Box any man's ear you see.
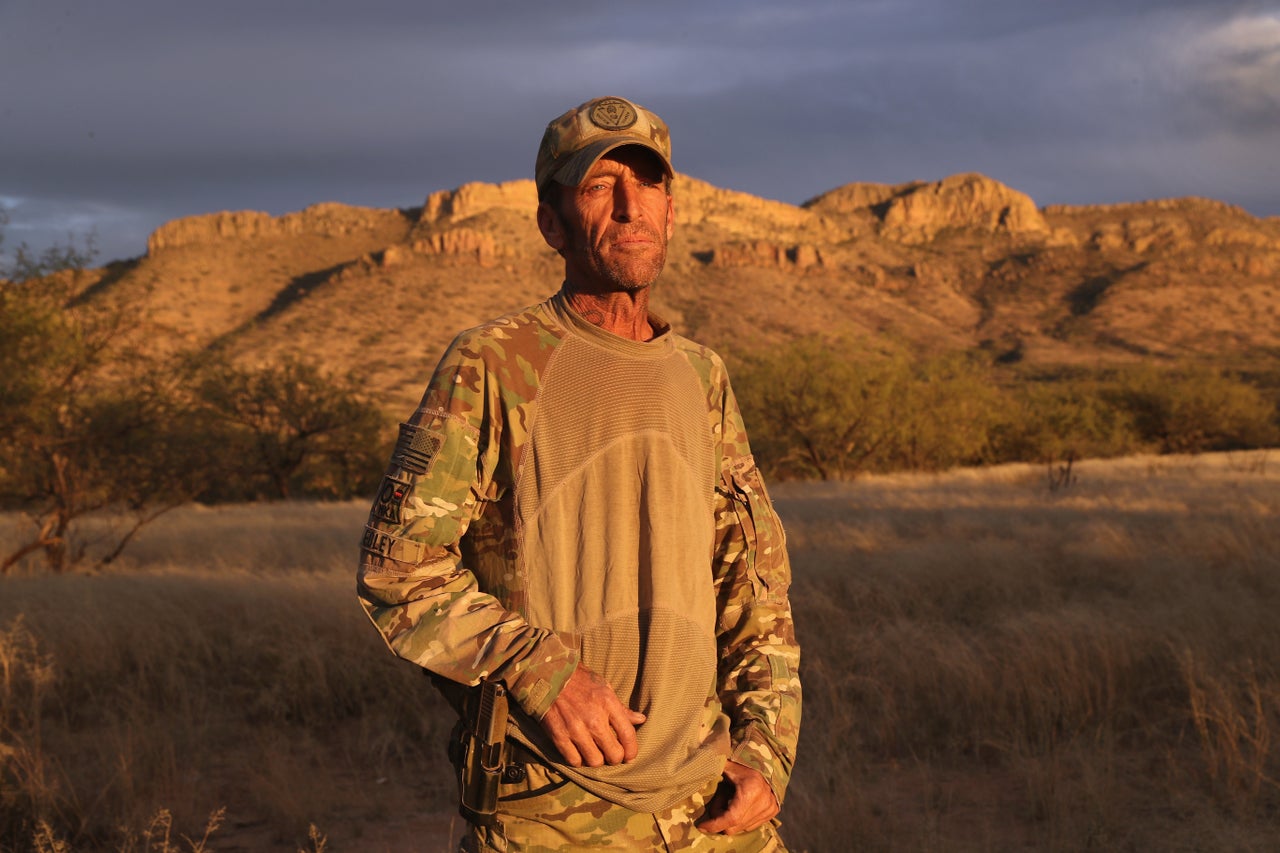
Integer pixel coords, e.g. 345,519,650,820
537,201,567,253
665,193,675,241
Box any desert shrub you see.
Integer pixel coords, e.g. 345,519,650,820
1107,365,1279,454
0,211,98,284
737,342,1280,482
734,338,907,480
989,377,1141,464
989,365,1279,466
194,357,388,501
877,353,1004,472
735,342,1004,479
0,275,207,573
0,273,390,572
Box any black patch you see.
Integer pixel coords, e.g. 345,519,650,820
362,525,400,559
372,475,413,525
393,422,442,476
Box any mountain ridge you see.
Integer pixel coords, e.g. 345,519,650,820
69,171,1280,413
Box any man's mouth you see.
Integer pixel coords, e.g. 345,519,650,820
612,228,657,248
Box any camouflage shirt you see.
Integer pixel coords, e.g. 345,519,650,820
357,290,800,809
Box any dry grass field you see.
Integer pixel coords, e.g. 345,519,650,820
2,451,1279,851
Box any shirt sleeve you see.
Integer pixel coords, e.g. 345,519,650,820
712,374,803,805
356,332,578,719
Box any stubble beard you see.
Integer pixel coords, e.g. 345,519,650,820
567,226,668,293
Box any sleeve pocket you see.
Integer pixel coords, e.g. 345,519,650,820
724,454,790,604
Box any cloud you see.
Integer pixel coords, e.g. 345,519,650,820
0,196,149,266
3,0,1279,265
1181,12,1280,128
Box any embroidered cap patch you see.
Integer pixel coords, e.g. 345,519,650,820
589,97,638,131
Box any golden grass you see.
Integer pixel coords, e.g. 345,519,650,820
2,451,1278,851
0,503,457,851
778,450,1280,851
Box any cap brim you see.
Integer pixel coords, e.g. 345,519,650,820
550,137,674,188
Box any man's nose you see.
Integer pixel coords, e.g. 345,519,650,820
612,181,642,222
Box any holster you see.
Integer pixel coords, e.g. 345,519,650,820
454,679,509,827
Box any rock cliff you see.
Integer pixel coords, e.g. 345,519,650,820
421,181,537,225
105,170,1280,412
146,202,410,253
806,173,1049,243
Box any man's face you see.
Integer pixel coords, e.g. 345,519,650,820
537,147,675,295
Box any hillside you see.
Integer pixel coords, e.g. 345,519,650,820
73,172,1280,413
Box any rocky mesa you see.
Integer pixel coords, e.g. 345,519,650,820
71,171,1280,413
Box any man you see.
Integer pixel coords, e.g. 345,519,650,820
357,96,800,851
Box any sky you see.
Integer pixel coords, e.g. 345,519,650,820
1,0,1278,266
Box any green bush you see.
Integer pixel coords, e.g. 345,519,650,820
734,339,907,480
0,271,391,571
878,353,1004,472
989,378,1140,464
1107,365,1279,454
194,357,388,502
0,274,198,572
735,342,1003,479
735,342,1280,481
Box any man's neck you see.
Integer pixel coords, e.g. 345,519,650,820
564,287,654,342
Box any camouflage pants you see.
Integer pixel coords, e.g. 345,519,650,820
460,762,787,852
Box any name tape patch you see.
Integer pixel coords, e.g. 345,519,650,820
361,525,425,563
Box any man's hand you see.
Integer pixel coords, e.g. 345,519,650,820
695,760,779,835
540,665,646,767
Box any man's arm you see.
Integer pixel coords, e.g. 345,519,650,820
705,374,802,823
357,331,644,764
356,333,578,719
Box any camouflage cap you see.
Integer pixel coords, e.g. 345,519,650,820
535,96,673,191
